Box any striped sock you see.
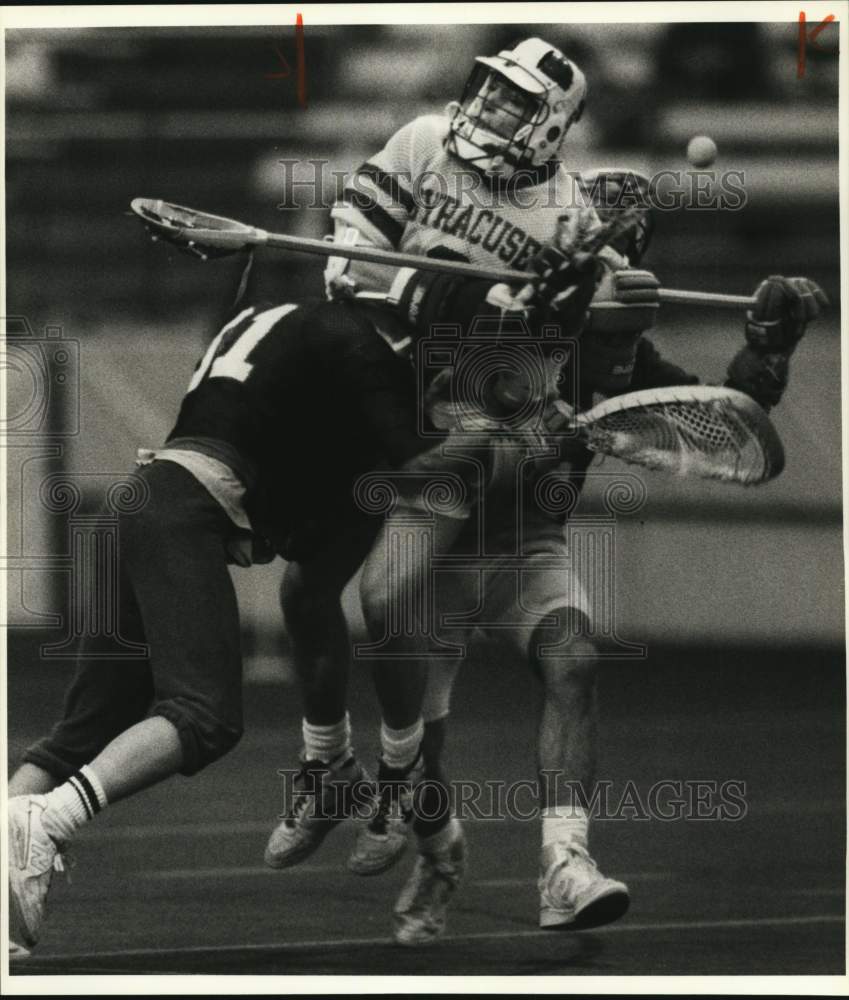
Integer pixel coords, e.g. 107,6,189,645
41,765,108,844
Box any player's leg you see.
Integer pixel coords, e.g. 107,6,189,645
534,617,598,813
265,512,379,869
8,499,161,956
355,511,466,843
47,461,244,799
360,507,467,756
9,460,245,952
283,559,351,727
8,604,153,955
519,558,630,930
415,661,460,841
108,461,245,783
10,537,155,802
356,520,469,944
391,661,467,946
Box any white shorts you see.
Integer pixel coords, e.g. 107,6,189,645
421,514,590,722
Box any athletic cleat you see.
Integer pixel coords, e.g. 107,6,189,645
347,753,423,876
393,818,466,946
265,751,371,869
9,795,67,951
9,941,31,960
538,841,629,930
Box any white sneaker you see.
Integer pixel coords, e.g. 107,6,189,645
347,754,422,876
538,841,629,929
265,751,371,869
9,795,67,951
393,818,466,946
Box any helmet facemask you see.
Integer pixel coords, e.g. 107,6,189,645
448,66,548,176
447,38,587,179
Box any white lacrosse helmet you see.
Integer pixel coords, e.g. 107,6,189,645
446,37,587,177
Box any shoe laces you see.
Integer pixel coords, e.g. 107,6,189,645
549,843,597,893
53,848,75,884
29,838,73,885
285,752,355,828
284,758,328,828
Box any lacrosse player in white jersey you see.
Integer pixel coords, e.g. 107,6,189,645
263,35,827,944
264,35,629,938
357,159,826,941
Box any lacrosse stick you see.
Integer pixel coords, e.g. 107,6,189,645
130,198,756,310
429,384,784,485
570,385,784,484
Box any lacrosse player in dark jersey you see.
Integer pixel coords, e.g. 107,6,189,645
7,297,438,957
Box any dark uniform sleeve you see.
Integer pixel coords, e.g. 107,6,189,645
547,334,701,514
312,302,436,469
345,341,435,468
630,335,780,411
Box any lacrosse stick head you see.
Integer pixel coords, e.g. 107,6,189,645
579,169,654,266
576,385,785,485
130,198,260,259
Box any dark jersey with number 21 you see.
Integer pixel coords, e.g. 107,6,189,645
167,299,427,556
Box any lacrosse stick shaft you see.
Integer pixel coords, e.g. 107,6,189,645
132,199,756,309
655,288,755,309
260,229,529,281
261,231,756,309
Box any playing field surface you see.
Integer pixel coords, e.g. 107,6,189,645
8,638,844,978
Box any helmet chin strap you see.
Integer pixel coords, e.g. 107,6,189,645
453,138,518,177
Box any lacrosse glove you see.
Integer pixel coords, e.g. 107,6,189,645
726,275,828,411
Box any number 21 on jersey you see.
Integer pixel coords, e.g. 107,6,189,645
187,303,299,392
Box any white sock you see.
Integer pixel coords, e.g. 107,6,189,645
380,718,424,771
41,765,108,845
541,804,589,851
302,713,351,764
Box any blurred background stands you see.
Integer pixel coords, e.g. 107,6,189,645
5,22,840,329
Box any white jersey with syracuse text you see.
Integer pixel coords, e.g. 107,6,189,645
325,113,600,299
325,112,603,558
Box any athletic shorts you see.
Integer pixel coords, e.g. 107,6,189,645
420,513,590,723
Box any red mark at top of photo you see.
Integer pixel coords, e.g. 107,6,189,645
797,11,837,79
265,13,306,108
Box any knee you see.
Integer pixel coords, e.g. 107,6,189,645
154,698,243,775
532,614,598,693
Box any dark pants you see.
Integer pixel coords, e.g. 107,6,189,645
24,460,245,778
